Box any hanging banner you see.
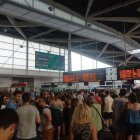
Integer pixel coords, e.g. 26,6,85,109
35,51,65,70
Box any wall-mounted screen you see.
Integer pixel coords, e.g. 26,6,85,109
35,51,65,70
63,68,106,83
118,65,140,80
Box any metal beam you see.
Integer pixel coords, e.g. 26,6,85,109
89,17,140,23
34,38,93,42
85,0,94,18
72,42,97,49
7,16,27,39
126,24,140,35
127,61,140,64
102,54,130,59
130,31,140,35
118,55,133,66
29,29,56,40
89,0,140,17
74,48,125,55
0,20,41,27
129,35,140,39
96,44,108,59
41,0,83,19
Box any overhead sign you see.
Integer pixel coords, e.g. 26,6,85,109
63,68,106,83
35,51,65,71
118,65,140,80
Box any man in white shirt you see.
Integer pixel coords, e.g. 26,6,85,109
103,90,113,130
16,93,40,140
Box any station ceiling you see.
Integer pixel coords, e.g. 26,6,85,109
0,0,140,66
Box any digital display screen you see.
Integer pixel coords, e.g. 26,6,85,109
63,73,96,82
63,69,106,82
118,65,140,80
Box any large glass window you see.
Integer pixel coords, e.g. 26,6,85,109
0,34,111,72
0,35,26,69
71,52,111,71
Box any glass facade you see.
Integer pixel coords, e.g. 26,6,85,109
0,34,110,72
0,35,68,72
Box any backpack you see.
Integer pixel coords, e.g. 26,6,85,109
42,106,61,126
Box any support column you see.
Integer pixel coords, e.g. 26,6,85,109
68,33,72,71
26,40,29,72
59,47,61,82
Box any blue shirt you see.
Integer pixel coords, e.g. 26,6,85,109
125,109,140,124
6,101,17,110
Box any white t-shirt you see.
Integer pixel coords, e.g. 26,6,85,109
104,95,113,113
16,105,39,139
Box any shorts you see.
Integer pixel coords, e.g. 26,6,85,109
103,112,112,119
125,123,140,135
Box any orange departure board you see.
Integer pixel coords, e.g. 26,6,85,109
118,65,140,80
63,68,106,83
63,73,96,82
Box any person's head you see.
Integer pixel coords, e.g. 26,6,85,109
71,103,92,126
0,108,19,140
105,90,110,96
13,90,22,103
119,88,127,97
71,98,79,111
43,92,49,99
22,93,30,103
95,90,99,95
128,93,138,103
64,95,72,107
38,97,48,107
87,95,96,105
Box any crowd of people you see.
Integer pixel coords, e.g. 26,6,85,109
0,88,140,140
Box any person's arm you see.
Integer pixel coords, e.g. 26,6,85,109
44,109,52,129
69,127,74,140
91,124,98,140
112,101,114,111
104,97,107,105
35,108,41,128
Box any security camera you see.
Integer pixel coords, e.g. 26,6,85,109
87,23,92,27
48,6,54,11
20,45,23,48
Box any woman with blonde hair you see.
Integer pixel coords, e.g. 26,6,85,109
69,103,98,140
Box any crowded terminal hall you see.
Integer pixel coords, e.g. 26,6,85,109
0,0,140,140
